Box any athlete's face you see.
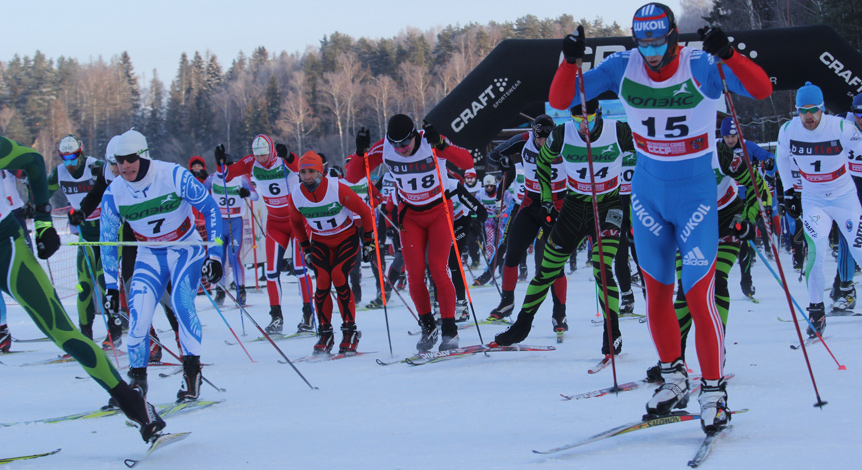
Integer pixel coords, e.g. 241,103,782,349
254,152,269,165
723,135,739,147
393,137,415,157
535,136,548,148
109,163,119,178
854,112,862,132
465,176,476,185
798,104,822,130
117,156,141,181
300,168,321,186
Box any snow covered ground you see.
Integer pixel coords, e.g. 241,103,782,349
1,246,861,469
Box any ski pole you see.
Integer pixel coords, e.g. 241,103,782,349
247,200,260,290
69,240,221,247
748,241,845,370
364,155,393,356
220,286,318,390
200,282,256,363
375,211,420,323
718,62,825,407
575,62,619,391
79,241,121,368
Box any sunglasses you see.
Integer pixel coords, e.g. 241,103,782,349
387,130,415,149
853,111,862,118
797,106,821,115
573,113,597,123
115,153,141,164
633,32,670,48
59,151,80,161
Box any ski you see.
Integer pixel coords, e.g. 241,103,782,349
11,336,50,343
158,367,184,378
248,331,317,343
561,380,647,400
21,349,127,367
408,323,471,336
1,400,222,428
744,294,759,304
0,350,37,355
588,354,624,374
401,344,555,366
591,314,644,325
827,310,862,317
287,351,376,363
0,448,61,464
533,409,747,455
687,425,732,467
790,335,830,350
124,432,191,468
125,400,224,426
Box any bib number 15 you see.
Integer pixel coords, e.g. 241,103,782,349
642,116,689,138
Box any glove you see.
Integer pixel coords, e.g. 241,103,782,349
238,187,251,198
34,219,61,259
784,190,802,219
562,25,586,64
362,233,376,263
498,155,512,170
732,217,756,241
698,27,734,60
356,127,371,157
21,203,35,219
422,121,444,148
762,158,775,172
68,209,87,226
201,257,223,284
540,202,558,227
214,144,228,166
104,289,120,315
300,241,314,267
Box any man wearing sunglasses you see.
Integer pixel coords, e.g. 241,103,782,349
344,115,475,352
777,82,862,341
48,134,124,348
494,99,634,358
99,129,224,404
548,2,772,434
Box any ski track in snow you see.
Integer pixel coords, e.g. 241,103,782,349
1,253,861,468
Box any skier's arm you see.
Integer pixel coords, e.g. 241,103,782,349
99,190,121,290
176,167,224,260
487,133,527,167
340,183,374,233
242,175,259,202
0,137,54,223
78,169,109,217
436,138,474,170
617,121,636,153
287,195,310,245
536,125,566,203
695,51,772,100
549,52,627,111
345,139,385,183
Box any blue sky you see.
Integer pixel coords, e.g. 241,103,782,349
2,0,680,83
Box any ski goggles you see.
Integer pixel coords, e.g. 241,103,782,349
633,32,670,49
387,130,415,149
853,111,862,118
797,105,822,115
572,113,597,124
115,153,142,164
59,151,81,162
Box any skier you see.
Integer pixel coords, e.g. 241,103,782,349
0,134,166,443
344,115,475,351
49,134,123,347
100,129,224,404
484,115,568,330
218,135,314,335
463,168,483,269
204,158,259,306
776,81,862,338
446,171,488,321
493,98,633,356
287,152,373,355
549,3,772,432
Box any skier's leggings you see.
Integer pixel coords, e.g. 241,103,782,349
517,193,621,344
400,201,455,319
0,217,121,390
310,230,359,324
448,216,471,301
220,216,245,287
265,216,311,306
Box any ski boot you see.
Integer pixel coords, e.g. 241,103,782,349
552,304,568,333
493,310,534,346
518,266,528,282
80,323,93,341
488,290,514,320
102,316,123,349
415,313,439,351
366,295,385,310
469,260,480,270
698,377,730,434
602,334,623,356
472,270,492,287
741,281,756,299
109,381,165,443
214,286,226,306
833,282,856,311
645,358,690,416
828,277,841,302
314,324,334,355
297,303,315,333
645,361,663,383
619,290,635,315
0,324,9,352
176,355,202,403
455,299,470,323
339,322,361,355
104,367,149,410
439,318,459,351
237,285,247,306
806,302,826,338
265,305,284,334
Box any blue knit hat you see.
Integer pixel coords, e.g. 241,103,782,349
720,117,737,137
852,93,862,113
795,81,824,109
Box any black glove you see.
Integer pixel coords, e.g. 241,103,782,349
300,241,314,267
540,202,558,227
356,127,371,157
201,257,223,284
422,121,443,148
20,203,34,219
362,233,376,263
214,144,227,166
104,289,119,315
732,217,756,241
34,220,61,259
498,155,512,170
762,158,775,172
562,25,586,64
698,27,734,60
68,209,87,226
784,189,802,219
238,187,251,198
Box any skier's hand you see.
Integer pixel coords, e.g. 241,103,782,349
422,121,447,150
275,142,289,159
562,25,586,64
698,26,734,60
733,218,756,241
540,202,558,227
498,155,512,170
761,158,775,172
21,203,35,219
783,189,801,219
214,144,228,166
104,289,120,315
356,127,371,157
362,232,375,263
238,187,251,198
201,257,223,284
68,209,87,226
34,220,61,259
300,241,314,268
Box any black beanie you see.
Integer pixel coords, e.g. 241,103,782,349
571,98,601,116
387,114,415,142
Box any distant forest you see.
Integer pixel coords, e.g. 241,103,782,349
0,0,857,173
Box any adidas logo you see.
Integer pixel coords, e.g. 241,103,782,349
682,247,710,266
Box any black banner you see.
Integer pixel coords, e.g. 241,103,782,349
426,25,862,154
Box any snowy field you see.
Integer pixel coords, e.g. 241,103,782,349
1,246,861,469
